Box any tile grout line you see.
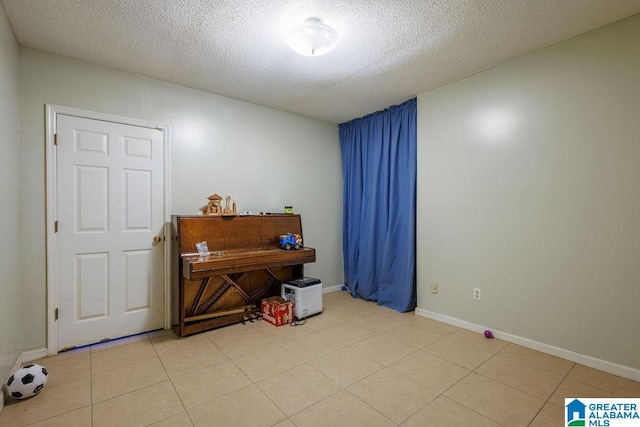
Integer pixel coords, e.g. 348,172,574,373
417,341,510,426
338,305,450,425
254,363,344,425
524,360,576,426
341,387,401,426
150,331,196,426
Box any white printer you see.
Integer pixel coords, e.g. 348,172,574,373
282,277,323,320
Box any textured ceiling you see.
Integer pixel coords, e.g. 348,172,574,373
2,1,640,124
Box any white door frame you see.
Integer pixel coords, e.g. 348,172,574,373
45,104,172,355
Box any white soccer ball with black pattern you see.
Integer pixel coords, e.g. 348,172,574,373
6,364,48,400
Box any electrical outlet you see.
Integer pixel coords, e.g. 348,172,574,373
431,282,438,294
473,288,481,301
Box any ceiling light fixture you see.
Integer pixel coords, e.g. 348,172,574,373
287,18,339,57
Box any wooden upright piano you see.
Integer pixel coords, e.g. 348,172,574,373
172,214,316,337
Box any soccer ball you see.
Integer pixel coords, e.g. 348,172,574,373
6,364,48,400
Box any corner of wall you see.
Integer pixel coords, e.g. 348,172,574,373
0,352,23,414
322,284,345,294
0,2,22,414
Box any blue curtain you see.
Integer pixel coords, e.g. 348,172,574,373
339,98,417,312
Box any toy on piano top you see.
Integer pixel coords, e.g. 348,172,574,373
280,233,302,250
204,193,237,216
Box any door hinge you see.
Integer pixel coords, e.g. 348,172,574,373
55,308,59,321
54,221,58,233
54,133,58,145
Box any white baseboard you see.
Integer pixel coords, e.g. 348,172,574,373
415,308,640,382
323,284,344,294
20,348,48,364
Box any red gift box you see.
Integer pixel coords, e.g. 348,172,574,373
261,297,294,326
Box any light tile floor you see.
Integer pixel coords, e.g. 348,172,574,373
2,291,639,426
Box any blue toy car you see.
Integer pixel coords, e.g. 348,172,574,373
280,233,302,250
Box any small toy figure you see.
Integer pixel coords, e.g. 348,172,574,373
205,193,236,216
205,194,223,215
222,195,237,216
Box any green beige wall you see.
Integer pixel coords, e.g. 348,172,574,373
19,49,343,351
417,14,640,371
0,4,21,386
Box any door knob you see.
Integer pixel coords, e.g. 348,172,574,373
153,235,161,244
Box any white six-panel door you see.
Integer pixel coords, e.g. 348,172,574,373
56,114,165,351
